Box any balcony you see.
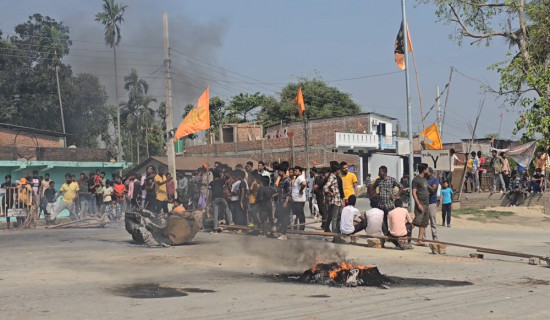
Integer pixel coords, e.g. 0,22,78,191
335,132,379,149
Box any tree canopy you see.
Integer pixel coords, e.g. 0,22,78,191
0,14,110,148
258,78,361,128
421,0,550,142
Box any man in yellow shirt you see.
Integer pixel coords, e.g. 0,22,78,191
339,162,358,204
17,178,33,207
155,167,169,216
48,173,79,223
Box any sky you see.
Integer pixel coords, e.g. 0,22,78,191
0,0,521,143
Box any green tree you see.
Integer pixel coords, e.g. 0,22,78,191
95,0,128,160
40,25,71,140
63,74,110,147
121,69,156,162
420,0,550,143
0,15,111,148
258,78,361,128
227,92,266,122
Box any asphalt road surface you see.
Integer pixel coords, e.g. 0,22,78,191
1,201,549,319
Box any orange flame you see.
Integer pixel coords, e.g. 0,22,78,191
328,262,374,279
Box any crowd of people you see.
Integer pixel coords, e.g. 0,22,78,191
457,148,548,206
1,146,548,241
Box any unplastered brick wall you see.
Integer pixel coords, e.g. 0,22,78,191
0,127,60,148
265,114,372,142
0,146,109,161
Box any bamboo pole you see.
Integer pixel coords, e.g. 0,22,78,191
221,225,548,262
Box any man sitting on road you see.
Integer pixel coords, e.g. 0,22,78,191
364,197,384,239
387,198,413,250
340,195,366,236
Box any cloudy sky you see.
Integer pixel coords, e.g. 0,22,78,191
1,0,521,142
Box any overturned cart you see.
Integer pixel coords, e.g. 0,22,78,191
125,209,202,246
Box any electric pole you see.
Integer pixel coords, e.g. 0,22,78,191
163,12,177,180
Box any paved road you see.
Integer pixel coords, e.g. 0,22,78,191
1,204,549,319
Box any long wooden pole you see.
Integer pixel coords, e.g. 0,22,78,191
411,51,425,134
440,67,454,141
222,225,548,262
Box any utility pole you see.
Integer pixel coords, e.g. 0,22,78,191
54,51,66,148
436,85,441,136
441,67,453,141
163,12,177,180
402,0,415,212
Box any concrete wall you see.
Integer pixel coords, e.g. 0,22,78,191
458,192,550,215
0,127,62,148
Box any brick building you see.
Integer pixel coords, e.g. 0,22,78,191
0,123,65,148
182,113,408,184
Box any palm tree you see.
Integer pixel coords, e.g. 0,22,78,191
125,96,156,163
123,69,155,163
124,68,149,106
95,0,127,161
40,26,70,146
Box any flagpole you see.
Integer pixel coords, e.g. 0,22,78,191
402,0,415,211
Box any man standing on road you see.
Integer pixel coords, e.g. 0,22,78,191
489,150,506,193
155,167,169,216
48,173,79,223
77,173,88,219
275,162,292,240
1,175,15,229
412,163,430,246
372,166,403,237
291,166,307,231
258,161,271,185
425,167,439,241
323,164,344,243
340,162,358,205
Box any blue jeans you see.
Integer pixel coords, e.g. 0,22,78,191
87,194,98,214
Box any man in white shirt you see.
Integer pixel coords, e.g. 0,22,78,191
291,166,307,231
340,195,366,235
364,198,384,237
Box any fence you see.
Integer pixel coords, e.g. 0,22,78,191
0,187,32,218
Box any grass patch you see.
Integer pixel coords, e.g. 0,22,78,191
452,208,514,222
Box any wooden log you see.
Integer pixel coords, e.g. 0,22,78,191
47,218,100,229
476,249,546,261
221,226,549,262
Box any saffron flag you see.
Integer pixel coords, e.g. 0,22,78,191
394,21,413,70
419,122,442,150
292,87,305,117
173,86,210,141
